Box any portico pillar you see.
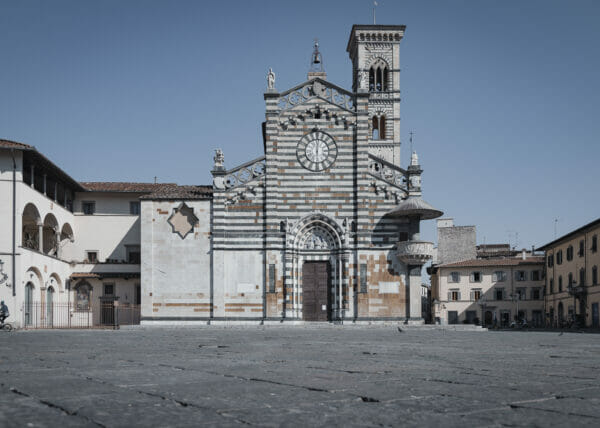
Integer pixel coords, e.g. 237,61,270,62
54,182,58,202
30,164,35,187
37,221,44,253
43,174,47,195
54,229,61,258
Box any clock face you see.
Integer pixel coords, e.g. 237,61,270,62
296,131,337,172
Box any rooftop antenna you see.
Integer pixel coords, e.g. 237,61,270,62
409,131,414,154
554,218,559,239
373,1,378,25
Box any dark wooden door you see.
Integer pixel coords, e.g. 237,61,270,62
302,261,330,321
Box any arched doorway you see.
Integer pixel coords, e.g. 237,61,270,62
46,286,54,327
286,213,347,321
24,282,34,326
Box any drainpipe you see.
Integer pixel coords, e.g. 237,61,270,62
10,149,16,297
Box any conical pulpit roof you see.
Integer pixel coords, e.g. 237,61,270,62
386,197,443,220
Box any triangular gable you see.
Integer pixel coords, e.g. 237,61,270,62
277,78,356,113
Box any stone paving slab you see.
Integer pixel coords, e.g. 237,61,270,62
1,327,599,426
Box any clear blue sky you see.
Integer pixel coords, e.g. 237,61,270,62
1,0,599,249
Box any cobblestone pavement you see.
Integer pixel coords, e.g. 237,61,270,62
1,327,599,427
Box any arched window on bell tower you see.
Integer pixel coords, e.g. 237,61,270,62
372,116,379,140
372,115,387,140
369,60,390,92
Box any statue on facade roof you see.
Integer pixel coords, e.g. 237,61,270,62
214,149,225,169
267,68,276,90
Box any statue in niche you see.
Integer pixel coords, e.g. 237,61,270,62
267,68,276,90
358,70,368,89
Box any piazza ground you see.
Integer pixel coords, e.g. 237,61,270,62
1,327,599,427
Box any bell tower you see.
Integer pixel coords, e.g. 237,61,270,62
347,25,406,166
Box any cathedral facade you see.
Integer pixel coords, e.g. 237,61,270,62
141,25,443,324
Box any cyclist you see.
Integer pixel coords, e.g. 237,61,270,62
0,301,9,325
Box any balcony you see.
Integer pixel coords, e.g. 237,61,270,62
395,240,434,265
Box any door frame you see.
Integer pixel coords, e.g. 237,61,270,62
302,260,331,321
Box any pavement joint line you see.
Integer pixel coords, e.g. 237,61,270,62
68,374,254,426
3,383,107,427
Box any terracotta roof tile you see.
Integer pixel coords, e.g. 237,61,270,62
140,185,213,200
80,182,177,193
437,257,544,268
0,139,35,150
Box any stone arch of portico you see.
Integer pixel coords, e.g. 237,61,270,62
284,213,350,321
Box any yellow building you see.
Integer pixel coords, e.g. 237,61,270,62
538,218,600,328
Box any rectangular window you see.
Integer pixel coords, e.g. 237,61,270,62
593,266,598,285
126,245,141,264
360,264,368,293
448,289,460,301
515,271,527,281
130,201,140,215
495,288,504,301
592,235,598,253
448,272,460,283
103,283,114,296
566,246,573,261
531,271,541,281
86,251,98,263
470,272,482,283
82,201,96,215
578,240,585,257
549,278,554,294
557,250,563,265
268,264,276,293
516,287,526,300
492,271,506,282
547,254,554,267
470,289,482,301
531,288,541,300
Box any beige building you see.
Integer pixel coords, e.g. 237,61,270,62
538,218,600,328
430,255,545,326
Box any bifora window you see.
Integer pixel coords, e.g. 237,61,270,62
448,272,460,283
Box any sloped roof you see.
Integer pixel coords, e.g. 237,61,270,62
437,257,544,268
140,185,213,200
0,139,35,150
81,182,177,193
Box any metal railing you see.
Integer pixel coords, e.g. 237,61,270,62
21,302,140,329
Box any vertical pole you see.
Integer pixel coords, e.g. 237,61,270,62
11,149,16,297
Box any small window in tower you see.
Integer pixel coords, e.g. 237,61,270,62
383,67,389,91
376,67,383,91
380,116,386,139
369,68,375,91
372,116,379,140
